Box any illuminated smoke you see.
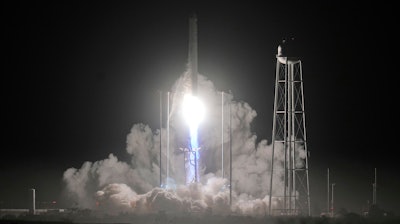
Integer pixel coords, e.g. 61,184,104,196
62,71,307,216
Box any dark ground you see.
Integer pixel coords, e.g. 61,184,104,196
1,213,400,224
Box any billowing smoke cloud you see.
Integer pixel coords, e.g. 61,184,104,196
62,71,307,216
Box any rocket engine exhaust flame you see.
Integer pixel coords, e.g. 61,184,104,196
182,94,205,131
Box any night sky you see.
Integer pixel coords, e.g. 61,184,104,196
3,1,398,216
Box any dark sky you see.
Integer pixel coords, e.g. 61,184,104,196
2,1,398,216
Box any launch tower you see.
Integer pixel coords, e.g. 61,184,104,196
268,38,311,216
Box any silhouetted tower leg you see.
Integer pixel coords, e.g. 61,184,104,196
269,38,311,216
372,168,377,205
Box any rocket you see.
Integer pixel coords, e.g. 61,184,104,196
188,13,198,96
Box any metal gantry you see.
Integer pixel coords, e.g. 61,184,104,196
269,39,311,216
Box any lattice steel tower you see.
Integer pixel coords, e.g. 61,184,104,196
268,38,311,216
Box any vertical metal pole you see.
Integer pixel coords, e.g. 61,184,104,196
282,63,286,214
194,151,198,183
290,63,296,214
327,168,330,214
159,91,162,187
331,183,335,217
299,61,311,216
286,60,293,214
373,168,377,205
229,100,232,205
30,188,35,215
375,168,378,204
222,91,224,179
167,91,170,185
269,60,281,215
183,152,186,184
283,60,289,214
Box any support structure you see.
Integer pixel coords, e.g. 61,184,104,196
29,188,35,215
167,91,170,184
327,168,330,214
229,100,232,205
331,183,335,217
159,91,162,187
221,91,224,179
269,38,311,216
373,168,377,205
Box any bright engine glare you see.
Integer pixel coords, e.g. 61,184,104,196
182,94,205,129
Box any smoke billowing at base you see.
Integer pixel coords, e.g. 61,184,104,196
62,70,307,217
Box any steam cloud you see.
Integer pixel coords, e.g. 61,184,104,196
62,71,306,216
